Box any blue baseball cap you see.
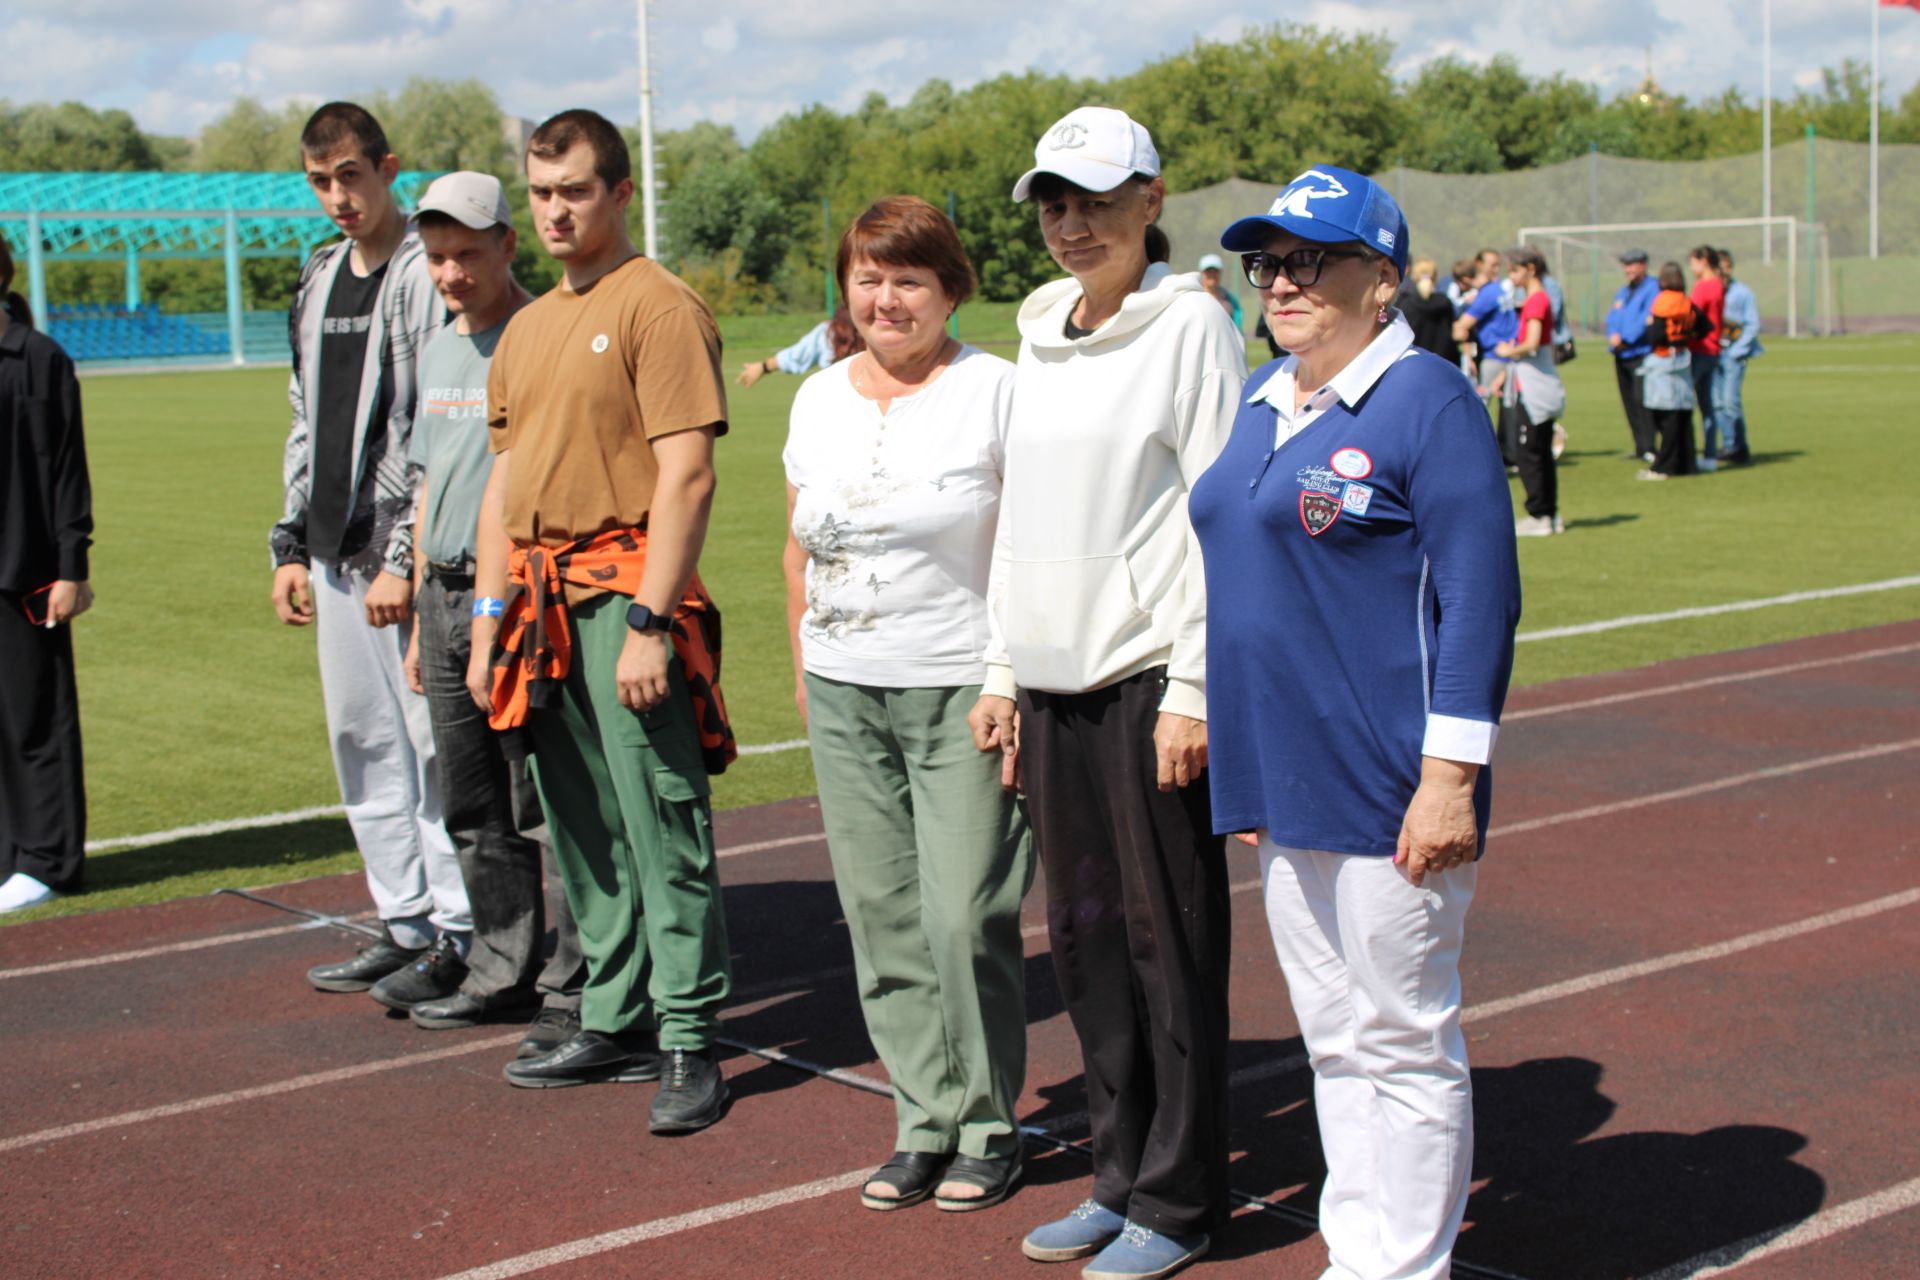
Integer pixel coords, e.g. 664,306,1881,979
1220,164,1409,275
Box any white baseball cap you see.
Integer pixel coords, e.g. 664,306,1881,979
413,171,513,231
1197,253,1225,272
1011,106,1160,202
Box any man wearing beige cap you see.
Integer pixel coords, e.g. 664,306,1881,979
381,172,589,1053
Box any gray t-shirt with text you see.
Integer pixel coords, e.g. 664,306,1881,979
409,321,505,566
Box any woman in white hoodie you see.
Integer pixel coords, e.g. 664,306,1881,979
968,106,1247,1280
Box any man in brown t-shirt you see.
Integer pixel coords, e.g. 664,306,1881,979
466,109,733,1133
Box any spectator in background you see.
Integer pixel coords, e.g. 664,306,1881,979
1638,261,1698,481
0,237,92,915
1446,257,1477,315
1197,253,1243,333
783,197,1033,1214
1398,257,1459,367
736,307,863,388
1714,248,1761,466
1537,258,1571,460
1687,246,1725,471
1453,248,1520,463
271,102,467,997
1605,249,1660,463
1492,247,1566,536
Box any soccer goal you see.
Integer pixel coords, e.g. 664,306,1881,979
1518,216,1834,339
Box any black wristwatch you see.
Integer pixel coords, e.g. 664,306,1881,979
626,602,672,634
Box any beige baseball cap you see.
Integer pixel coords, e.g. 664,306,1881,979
413,171,513,230
1011,106,1160,202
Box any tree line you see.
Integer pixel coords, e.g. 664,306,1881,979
5,23,1917,313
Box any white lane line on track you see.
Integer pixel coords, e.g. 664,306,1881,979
0,1032,523,1155
434,1167,873,1280
0,920,325,982
1643,1174,1920,1278
1514,575,1920,644
1487,739,1920,839
1503,642,1920,721
84,592,1920,854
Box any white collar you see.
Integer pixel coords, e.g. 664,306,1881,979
1249,315,1417,411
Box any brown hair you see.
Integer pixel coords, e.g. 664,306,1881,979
300,102,390,165
836,196,977,307
1507,246,1548,278
527,109,631,189
1689,244,1720,271
1658,261,1687,292
0,236,28,328
826,306,864,362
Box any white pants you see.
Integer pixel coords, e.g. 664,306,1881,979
1257,838,1476,1280
312,563,468,936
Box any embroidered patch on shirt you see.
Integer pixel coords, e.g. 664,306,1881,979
590,334,610,354
1300,491,1342,536
1296,464,1341,492
1330,447,1373,479
1340,482,1374,515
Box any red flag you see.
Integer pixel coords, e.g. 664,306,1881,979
1883,0,1920,11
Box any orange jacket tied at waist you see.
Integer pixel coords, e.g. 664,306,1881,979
488,526,737,775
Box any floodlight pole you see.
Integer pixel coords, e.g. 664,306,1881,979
1762,0,1772,263
1869,0,1881,259
637,0,659,259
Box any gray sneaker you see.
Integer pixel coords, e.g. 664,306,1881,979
648,1048,728,1134
1514,514,1557,538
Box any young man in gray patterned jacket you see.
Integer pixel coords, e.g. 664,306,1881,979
268,102,469,1005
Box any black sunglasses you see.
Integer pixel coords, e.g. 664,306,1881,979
1241,247,1369,290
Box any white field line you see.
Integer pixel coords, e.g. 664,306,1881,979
1514,575,1920,643
1487,739,1920,839
0,919,325,982
0,1032,522,1155
84,587,1920,853
1644,1174,1920,1278
433,1167,873,1280
1503,642,1920,721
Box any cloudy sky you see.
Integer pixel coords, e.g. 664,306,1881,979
6,0,1917,141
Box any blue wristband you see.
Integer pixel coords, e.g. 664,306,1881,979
472,596,506,618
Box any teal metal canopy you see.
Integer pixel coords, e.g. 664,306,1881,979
0,171,441,364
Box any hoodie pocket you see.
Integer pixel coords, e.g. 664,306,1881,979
1003,554,1151,692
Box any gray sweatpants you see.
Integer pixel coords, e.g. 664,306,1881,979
312,562,469,938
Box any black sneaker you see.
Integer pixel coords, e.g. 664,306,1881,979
517,1005,581,1059
368,933,469,1013
307,930,424,993
503,1029,661,1089
409,987,539,1030
648,1048,728,1134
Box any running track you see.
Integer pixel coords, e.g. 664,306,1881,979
3,622,1917,1279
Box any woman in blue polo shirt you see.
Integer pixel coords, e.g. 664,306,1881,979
1189,166,1522,1280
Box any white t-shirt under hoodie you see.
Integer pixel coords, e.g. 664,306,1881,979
783,344,1015,689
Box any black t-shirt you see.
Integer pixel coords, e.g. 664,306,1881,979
307,260,389,562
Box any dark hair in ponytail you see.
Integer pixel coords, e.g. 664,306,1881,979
0,236,29,328
1144,223,1170,265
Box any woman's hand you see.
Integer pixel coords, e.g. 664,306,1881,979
403,617,424,695
47,580,93,624
793,677,808,726
1153,712,1207,792
1395,757,1482,887
1493,340,1515,358
736,359,769,388
968,694,1021,792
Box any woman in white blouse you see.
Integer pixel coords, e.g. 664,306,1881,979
782,195,1033,1216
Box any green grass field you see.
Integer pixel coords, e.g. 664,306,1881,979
9,321,1917,926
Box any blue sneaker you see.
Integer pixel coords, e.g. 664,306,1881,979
1021,1199,1126,1262
1081,1221,1210,1280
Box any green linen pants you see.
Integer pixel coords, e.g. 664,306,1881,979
804,673,1034,1159
526,594,731,1048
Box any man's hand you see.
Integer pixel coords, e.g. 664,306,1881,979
46,580,94,625
1395,758,1482,888
403,617,424,696
466,621,496,712
364,570,412,629
272,563,314,626
968,694,1021,792
736,359,769,389
1608,333,1623,351
616,629,672,713
1153,712,1207,792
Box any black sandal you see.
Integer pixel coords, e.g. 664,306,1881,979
933,1151,1024,1212
860,1151,950,1211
